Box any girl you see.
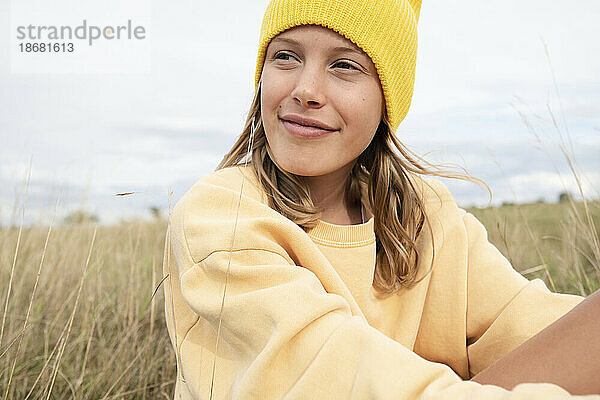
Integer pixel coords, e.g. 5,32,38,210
163,0,600,398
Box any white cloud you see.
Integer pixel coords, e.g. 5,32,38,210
1,0,599,225
508,170,600,200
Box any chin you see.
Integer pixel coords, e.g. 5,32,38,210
273,158,333,177
277,164,320,177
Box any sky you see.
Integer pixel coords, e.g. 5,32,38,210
0,0,599,227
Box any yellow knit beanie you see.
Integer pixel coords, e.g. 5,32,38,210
254,0,422,133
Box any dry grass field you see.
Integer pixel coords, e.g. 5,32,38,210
0,188,598,399
0,216,175,399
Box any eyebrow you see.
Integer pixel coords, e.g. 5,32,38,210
270,37,367,59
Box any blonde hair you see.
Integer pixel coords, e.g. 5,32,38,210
217,82,489,297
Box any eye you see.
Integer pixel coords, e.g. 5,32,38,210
333,61,359,71
271,52,360,71
273,51,298,62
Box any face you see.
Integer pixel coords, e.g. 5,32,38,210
260,24,384,177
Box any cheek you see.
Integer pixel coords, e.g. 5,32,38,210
260,75,283,144
261,68,289,105
361,87,384,128
343,89,383,131
342,90,383,152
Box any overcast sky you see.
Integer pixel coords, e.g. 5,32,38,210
1,0,599,227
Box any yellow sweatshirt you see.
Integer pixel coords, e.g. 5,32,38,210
163,164,598,399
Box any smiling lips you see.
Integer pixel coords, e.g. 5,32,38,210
279,114,339,138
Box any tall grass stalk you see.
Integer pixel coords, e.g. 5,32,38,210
0,196,175,398
0,157,32,350
0,47,597,395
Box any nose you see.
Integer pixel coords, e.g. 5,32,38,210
290,63,326,109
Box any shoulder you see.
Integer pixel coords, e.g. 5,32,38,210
406,174,474,252
188,164,266,203
406,173,461,211
172,165,267,219
170,165,301,264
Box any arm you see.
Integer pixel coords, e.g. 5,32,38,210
471,289,600,395
461,210,599,394
165,177,598,399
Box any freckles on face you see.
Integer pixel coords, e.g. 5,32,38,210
259,25,384,177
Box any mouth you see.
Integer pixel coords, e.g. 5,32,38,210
279,118,339,138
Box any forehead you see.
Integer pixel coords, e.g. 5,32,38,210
269,24,368,58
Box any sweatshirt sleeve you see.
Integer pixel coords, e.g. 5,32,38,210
462,211,586,378
167,177,597,400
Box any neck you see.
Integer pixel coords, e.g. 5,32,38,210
300,162,362,225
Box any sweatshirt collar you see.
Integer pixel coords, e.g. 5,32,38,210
307,212,375,248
